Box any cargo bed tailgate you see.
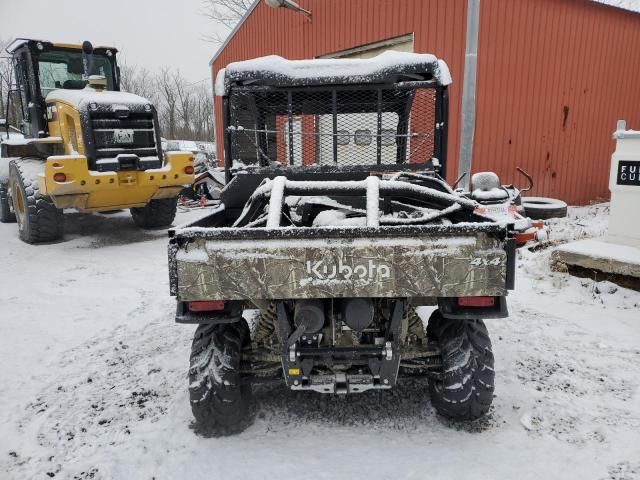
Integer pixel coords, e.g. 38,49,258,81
169,224,514,301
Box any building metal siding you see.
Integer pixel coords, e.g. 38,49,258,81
212,0,640,204
212,0,468,183
474,0,640,204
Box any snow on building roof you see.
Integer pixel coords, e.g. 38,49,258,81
215,51,452,96
593,0,640,13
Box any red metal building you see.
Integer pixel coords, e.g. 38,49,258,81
210,0,640,204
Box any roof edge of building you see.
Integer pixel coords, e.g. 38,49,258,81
591,0,640,15
209,0,261,67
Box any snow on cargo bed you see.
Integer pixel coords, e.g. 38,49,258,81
215,51,452,96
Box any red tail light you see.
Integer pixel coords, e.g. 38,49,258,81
53,173,67,182
184,166,195,175
457,296,496,307
188,300,225,312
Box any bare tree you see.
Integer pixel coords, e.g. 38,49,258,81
174,70,193,138
155,68,179,139
120,63,159,106
191,83,215,141
203,0,253,43
121,63,215,142
0,37,12,121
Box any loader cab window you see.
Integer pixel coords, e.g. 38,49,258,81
37,50,115,97
7,53,33,136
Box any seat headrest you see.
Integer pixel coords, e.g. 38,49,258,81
471,171,509,201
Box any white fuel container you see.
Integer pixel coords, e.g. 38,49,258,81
608,120,640,248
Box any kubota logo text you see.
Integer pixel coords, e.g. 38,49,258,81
306,259,391,281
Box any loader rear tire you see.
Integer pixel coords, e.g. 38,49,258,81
189,319,253,436
9,159,63,243
130,198,177,229
427,310,494,421
0,181,16,223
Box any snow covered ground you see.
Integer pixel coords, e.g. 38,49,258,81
0,204,639,480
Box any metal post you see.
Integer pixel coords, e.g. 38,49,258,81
267,177,286,228
458,0,481,190
332,90,338,163
376,89,382,165
366,176,380,227
287,91,294,165
223,97,233,184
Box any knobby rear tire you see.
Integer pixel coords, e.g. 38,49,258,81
130,198,177,229
189,319,253,436
427,310,495,421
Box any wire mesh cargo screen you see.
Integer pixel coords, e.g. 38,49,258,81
217,53,451,181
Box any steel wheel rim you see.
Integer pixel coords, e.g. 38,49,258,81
13,183,25,226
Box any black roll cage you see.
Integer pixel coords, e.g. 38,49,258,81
222,80,449,184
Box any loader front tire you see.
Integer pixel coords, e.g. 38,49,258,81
9,159,63,243
0,181,16,223
130,198,177,229
427,310,495,421
189,319,253,436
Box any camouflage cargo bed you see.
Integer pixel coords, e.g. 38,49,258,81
169,221,515,303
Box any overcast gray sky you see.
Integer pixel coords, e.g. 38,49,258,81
0,0,226,83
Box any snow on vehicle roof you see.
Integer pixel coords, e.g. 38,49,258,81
215,51,452,96
5,38,117,54
46,87,150,109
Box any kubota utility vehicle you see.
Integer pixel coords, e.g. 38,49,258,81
0,39,194,243
168,52,531,435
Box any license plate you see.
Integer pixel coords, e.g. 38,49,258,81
113,129,134,144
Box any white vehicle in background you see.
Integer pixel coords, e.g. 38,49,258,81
162,139,216,174
161,138,222,202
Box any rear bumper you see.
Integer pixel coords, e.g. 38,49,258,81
39,152,194,211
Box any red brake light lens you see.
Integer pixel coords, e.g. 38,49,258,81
188,300,225,312
53,173,67,182
457,296,496,307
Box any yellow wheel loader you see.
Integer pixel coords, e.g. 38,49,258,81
0,39,194,243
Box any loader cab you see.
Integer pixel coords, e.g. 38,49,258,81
3,38,120,139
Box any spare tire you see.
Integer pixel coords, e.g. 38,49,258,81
522,196,568,219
